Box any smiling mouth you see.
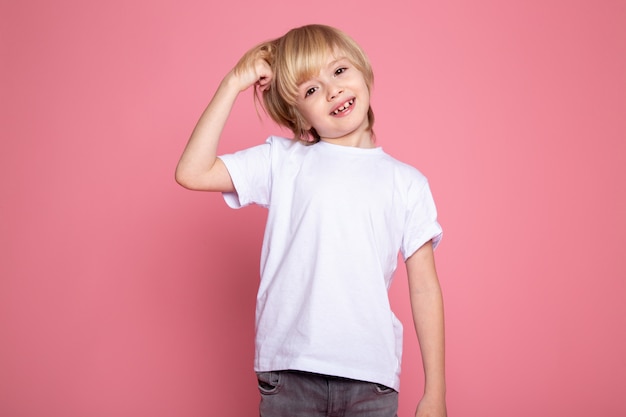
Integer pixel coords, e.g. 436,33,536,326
331,99,355,115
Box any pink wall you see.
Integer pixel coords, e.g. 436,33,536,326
1,0,624,416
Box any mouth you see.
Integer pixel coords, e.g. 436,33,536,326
330,98,355,115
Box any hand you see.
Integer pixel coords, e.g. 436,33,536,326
229,55,273,93
415,393,447,417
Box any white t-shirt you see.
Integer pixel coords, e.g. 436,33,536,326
219,136,442,391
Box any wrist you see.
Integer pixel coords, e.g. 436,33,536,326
423,379,446,400
221,70,241,90
217,72,248,101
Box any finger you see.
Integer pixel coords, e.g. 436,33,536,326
257,80,271,92
255,60,273,79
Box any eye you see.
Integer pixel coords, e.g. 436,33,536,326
304,87,317,97
334,67,348,76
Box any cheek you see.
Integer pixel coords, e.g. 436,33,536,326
297,103,317,122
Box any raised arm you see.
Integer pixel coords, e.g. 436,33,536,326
175,56,273,191
406,241,447,417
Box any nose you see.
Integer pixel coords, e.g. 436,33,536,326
327,86,344,101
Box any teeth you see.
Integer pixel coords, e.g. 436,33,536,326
332,99,354,115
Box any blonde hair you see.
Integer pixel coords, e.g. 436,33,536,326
234,24,375,144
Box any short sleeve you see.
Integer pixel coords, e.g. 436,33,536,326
401,180,443,260
218,140,272,209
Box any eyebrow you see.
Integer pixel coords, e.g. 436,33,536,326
327,57,349,67
296,57,350,87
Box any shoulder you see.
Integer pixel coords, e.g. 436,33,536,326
266,135,302,151
380,151,430,187
265,135,317,163
225,136,302,162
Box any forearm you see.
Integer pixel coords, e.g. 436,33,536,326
411,285,446,398
175,73,240,189
406,242,447,415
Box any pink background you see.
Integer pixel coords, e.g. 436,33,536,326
1,0,625,416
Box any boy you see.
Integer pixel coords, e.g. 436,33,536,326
176,24,446,417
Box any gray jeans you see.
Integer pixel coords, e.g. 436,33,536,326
257,370,398,417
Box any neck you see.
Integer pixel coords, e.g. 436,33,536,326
320,129,375,149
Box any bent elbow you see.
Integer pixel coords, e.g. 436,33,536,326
174,159,233,192
174,169,198,190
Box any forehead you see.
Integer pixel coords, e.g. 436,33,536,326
294,49,351,84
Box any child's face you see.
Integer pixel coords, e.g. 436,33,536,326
295,54,372,146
